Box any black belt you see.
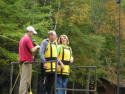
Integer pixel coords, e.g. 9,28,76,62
45,57,57,61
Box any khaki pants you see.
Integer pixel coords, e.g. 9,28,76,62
19,63,32,94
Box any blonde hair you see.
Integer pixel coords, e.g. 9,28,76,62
58,35,69,45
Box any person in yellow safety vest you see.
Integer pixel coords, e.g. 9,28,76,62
56,35,74,94
40,30,58,94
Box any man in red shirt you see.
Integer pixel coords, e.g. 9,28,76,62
19,26,40,94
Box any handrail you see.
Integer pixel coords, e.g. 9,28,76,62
56,88,96,92
10,62,96,69
10,61,97,94
72,66,96,69
10,60,58,64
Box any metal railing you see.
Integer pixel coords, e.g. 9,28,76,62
55,66,97,94
10,61,97,94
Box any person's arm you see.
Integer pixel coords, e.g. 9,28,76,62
31,46,40,52
39,40,48,63
26,38,39,53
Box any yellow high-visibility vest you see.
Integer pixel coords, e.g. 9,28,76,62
58,46,72,75
45,39,58,72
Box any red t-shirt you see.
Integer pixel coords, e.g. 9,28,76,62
19,35,34,63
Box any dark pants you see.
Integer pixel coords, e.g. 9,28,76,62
45,73,55,94
56,76,68,94
37,63,46,94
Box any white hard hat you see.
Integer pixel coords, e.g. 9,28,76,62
48,30,56,35
26,26,37,34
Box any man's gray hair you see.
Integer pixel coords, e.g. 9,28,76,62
48,30,57,35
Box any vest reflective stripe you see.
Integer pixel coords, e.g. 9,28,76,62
58,46,72,75
44,40,58,72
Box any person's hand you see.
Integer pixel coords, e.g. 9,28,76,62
70,57,74,63
36,45,40,49
59,61,64,69
61,64,64,69
33,56,34,59
43,63,48,69
57,65,60,70
31,45,40,52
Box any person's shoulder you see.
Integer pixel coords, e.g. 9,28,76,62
25,36,32,43
58,44,64,49
57,45,61,48
42,39,48,42
22,35,30,40
65,45,72,49
20,35,29,41
41,39,48,45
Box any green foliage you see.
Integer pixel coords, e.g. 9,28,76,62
1,0,125,93
0,0,53,62
0,47,17,63
0,0,53,93
55,0,125,83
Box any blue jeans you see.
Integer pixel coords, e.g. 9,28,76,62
56,76,68,94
